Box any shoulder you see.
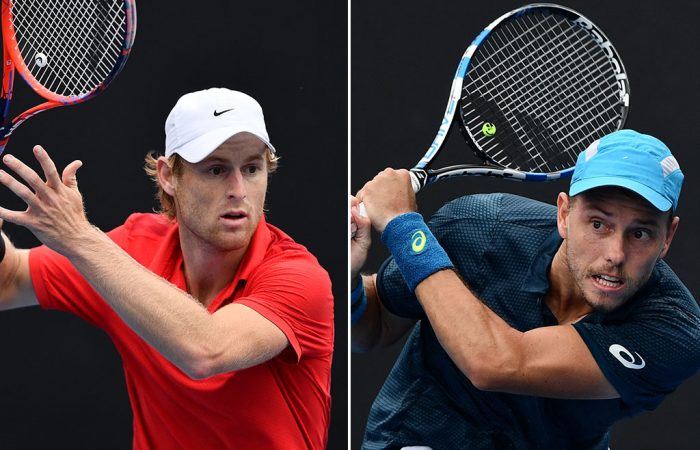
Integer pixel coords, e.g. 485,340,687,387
106,213,176,254
244,223,333,321
428,193,557,247
253,222,331,288
121,212,174,236
636,261,700,322
431,193,556,227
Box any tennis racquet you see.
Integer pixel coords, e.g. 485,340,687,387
0,0,137,153
406,2,629,192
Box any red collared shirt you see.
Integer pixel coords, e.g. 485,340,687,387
29,213,334,449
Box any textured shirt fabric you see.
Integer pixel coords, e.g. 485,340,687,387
29,213,334,450
365,193,700,450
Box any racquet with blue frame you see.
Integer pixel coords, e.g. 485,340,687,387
406,3,630,193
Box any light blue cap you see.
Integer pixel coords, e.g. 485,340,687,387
569,130,683,212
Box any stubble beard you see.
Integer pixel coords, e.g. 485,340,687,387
563,240,638,314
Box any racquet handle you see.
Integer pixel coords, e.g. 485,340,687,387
352,171,421,240
409,170,423,193
351,169,424,238
357,172,420,219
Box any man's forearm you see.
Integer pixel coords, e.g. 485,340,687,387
415,270,525,388
65,226,226,377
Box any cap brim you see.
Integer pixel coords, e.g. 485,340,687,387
569,176,672,212
168,127,275,163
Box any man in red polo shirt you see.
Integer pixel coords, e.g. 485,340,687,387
0,88,334,449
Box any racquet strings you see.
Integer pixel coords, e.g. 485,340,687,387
10,0,128,97
461,11,625,173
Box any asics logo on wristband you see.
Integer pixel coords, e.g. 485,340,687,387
411,230,427,254
609,344,646,369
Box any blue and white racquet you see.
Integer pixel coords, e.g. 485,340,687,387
406,3,630,192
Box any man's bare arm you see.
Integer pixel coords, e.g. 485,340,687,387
0,147,287,379
351,274,415,352
416,269,618,399
0,233,37,310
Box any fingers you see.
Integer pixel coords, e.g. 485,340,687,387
1,154,48,197
0,147,83,199
0,168,38,206
62,160,82,188
0,205,28,228
33,145,62,189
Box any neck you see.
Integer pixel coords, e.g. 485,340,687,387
178,232,247,308
545,242,594,325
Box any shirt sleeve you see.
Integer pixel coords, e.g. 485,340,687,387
573,273,700,411
233,252,334,364
29,220,133,330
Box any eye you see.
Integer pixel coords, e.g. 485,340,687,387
633,229,652,241
244,165,261,175
592,220,603,230
208,166,225,176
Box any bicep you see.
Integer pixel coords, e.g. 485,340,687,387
209,303,290,372
0,248,38,310
496,324,619,399
352,274,416,352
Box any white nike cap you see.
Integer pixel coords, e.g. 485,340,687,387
164,88,276,163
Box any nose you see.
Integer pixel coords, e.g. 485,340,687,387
604,232,626,268
227,169,247,199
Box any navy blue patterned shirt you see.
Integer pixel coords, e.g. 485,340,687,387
363,193,700,450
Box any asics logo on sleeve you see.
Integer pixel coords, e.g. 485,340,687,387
609,344,646,369
411,230,427,254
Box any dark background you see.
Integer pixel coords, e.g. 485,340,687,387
0,1,347,449
352,1,700,449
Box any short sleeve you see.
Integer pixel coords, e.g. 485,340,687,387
574,279,700,411
233,252,333,364
29,221,132,330
376,256,422,318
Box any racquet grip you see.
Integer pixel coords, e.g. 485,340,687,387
355,171,420,221
409,171,422,193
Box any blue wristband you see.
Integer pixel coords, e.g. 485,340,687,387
351,277,368,325
381,212,454,292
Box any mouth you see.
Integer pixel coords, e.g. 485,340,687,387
220,211,247,221
591,273,625,290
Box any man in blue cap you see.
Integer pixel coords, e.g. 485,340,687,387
351,130,700,449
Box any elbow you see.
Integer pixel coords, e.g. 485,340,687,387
183,359,216,380
180,343,225,380
461,354,519,393
468,366,504,392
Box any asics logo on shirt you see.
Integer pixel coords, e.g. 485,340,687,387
609,344,646,369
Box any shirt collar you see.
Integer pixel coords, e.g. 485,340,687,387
156,214,272,311
521,229,562,295
233,214,272,283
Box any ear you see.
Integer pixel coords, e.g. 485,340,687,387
556,192,571,240
156,157,176,196
659,216,680,259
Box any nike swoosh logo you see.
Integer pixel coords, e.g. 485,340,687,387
213,108,234,117
609,344,646,369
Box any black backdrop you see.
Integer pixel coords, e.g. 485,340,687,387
0,1,347,449
352,1,700,449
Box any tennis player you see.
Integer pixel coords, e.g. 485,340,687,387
351,130,700,449
0,88,334,449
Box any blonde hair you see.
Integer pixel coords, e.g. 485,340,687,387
144,149,279,220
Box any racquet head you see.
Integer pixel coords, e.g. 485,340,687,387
0,0,137,151
413,3,630,188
